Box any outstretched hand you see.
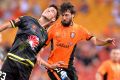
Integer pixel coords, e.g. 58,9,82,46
106,38,116,47
50,61,65,69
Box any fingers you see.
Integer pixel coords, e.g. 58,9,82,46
112,39,117,47
56,61,65,67
54,61,64,67
106,38,117,47
50,61,65,69
57,61,64,65
110,39,117,47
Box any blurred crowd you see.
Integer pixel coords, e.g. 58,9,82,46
0,0,120,80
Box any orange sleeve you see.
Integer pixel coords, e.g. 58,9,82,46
97,61,109,75
79,26,93,41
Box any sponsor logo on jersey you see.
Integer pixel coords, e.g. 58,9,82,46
56,42,70,48
28,35,39,50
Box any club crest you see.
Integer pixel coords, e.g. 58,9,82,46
70,32,75,38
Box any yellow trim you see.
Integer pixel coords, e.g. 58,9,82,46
8,57,29,66
8,53,34,67
25,59,34,67
10,20,16,28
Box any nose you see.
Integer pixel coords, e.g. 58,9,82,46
63,15,67,20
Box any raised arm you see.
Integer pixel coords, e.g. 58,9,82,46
0,21,12,32
90,36,115,46
0,16,27,32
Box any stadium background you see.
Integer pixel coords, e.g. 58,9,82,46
0,0,120,80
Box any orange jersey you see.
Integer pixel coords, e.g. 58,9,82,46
46,21,92,68
98,60,120,80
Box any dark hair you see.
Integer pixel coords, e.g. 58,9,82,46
60,2,76,14
49,4,59,20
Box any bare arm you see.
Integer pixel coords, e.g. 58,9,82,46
37,57,64,69
0,21,12,32
37,56,51,68
90,37,115,46
96,72,103,80
37,49,64,69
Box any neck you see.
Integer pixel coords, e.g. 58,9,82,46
38,16,52,29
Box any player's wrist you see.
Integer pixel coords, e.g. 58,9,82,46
48,64,52,69
43,63,53,69
106,39,113,45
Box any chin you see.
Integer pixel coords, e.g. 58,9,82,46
61,22,71,27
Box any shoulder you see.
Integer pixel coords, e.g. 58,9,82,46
20,16,33,19
101,60,111,66
73,24,89,33
52,20,61,27
73,23,86,30
48,20,61,31
19,16,37,21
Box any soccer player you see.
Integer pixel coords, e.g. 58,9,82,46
96,49,120,80
0,4,63,80
37,2,116,80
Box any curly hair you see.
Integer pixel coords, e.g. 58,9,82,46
60,2,76,14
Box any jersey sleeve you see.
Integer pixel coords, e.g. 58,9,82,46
9,16,24,28
9,16,31,29
97,61,108,75
80,26,93,41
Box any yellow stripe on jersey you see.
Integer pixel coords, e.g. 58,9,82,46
7,53,34,67
8,57,29,66
10,20,16,28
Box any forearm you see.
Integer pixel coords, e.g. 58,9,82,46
39,58,51,69
37,56,64,69
0,21,12,32
95,39,108,46
90,37,112,46
37,56,52,69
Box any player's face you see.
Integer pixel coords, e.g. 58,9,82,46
61,10,74,27
110,50,120,62
42,7,57,21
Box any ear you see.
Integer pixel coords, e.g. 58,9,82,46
72,14,75,18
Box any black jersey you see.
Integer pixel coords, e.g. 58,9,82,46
8,16,48,67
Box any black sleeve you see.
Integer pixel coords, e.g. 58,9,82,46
9,16,24,28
